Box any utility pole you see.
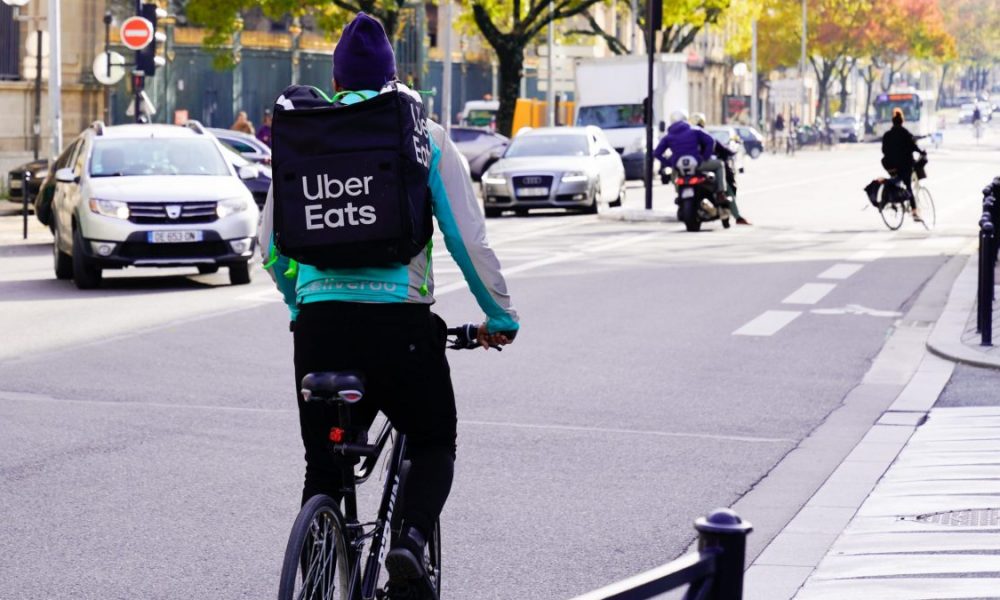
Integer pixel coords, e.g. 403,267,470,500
441,0,452,131
800,0,807,124
751,19,758,129
630,0,638,53
48,0,62,154
546,0,554,126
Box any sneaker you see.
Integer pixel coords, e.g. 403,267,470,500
911,207,923,222
385,527,437,599
736,217,752,225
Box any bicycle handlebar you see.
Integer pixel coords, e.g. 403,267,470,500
446,323,517,351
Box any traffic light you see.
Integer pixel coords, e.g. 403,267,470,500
136,2,166,76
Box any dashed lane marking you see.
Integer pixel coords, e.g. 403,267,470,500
818,263,864,280
733,310,802,336
782,283,837,305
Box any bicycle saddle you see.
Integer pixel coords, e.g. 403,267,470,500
301,372,366,404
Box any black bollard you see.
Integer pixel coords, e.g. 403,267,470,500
982,220,995,346
22,170,33,240
695,509,753,600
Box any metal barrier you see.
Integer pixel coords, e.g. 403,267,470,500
979,181,999,346
569,509,752,600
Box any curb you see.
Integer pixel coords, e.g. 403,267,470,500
597,207,676,223
925,251,1000,370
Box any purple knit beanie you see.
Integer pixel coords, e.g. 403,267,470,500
333,13,396,91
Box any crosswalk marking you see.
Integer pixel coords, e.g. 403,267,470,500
818,263,864,280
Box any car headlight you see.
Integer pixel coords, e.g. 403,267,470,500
561,171,589,183
216,197,250,218
88,198,130,220
482,173,506,186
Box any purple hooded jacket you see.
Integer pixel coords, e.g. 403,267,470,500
653,120,716,168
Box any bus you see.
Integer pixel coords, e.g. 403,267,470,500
872,91,936,137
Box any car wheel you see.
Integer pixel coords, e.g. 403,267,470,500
749,147,762,159
582,186,600,214
52,220,73,280
71,226,102,289
198,265,220,275
229,261,252,285
484,207,503,218
609,184,625,208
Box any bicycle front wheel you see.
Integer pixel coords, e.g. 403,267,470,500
879,188,905,231
278,494,352,600
917,187,936,230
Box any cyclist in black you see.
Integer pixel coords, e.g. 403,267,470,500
881,108,923,222
260,13,519,595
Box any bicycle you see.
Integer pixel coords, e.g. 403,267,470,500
877,161,934,231
277,323,498,600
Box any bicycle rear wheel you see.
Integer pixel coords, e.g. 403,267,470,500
425,521,442,596
879,188,905,231
917,187,936,230
278,494,352,600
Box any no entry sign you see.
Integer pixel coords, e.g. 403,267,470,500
120,16,154,51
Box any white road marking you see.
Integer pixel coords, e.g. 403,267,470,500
733,310,802,336
847,249,886,262
460,419,795,444
811,304,902,318
818,263,864,280
782,283,836,305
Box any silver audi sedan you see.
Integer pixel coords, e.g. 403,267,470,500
480,126,626,217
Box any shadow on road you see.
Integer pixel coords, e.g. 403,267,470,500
0,272,225,301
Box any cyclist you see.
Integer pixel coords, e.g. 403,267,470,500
259,12,519,596
653,110,728,205
691,113,751,225
881,108,924,222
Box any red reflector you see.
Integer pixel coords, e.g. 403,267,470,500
690,176,705,184
329,427,345,443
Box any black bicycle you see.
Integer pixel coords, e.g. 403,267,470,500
277,323,494,600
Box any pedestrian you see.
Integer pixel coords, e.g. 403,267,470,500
256,109,272,147
773,113,785,151
231,110,254,135
260,11,518,595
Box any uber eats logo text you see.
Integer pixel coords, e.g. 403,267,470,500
302,174,377,230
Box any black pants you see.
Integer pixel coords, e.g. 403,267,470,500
293,301,457,540
882,159,916,209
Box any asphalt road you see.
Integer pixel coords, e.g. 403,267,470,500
1,126,997,599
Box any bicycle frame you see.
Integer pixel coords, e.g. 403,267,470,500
328,402,409,600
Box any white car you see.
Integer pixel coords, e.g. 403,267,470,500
50,121,260,289
480,126,626,217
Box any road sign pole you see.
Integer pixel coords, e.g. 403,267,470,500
32,29,41,161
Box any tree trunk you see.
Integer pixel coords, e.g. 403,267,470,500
937,63,951,107
863,70,875,134
838,71,849,114
495,46,525,137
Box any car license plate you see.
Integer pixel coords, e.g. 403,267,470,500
10,178,22,189
148,230,204,244
681,188,695,198
517,187,548,197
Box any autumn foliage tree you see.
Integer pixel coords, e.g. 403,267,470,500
938,0,1000,97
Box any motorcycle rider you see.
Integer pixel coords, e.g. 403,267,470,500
691,112,751,225
881,108,924,222
653,110,728,205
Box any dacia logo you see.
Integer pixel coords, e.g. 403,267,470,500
301,174,377,230
166,205,181,219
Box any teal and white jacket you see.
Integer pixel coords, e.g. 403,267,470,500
258,83,519,333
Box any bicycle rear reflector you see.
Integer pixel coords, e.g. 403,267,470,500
329,427,345,443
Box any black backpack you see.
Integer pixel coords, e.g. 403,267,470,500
270,85,433,269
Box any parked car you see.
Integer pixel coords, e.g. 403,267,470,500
49,120,260,289
734,126,765,158
705,126,743,156
828,114,862,142
449,126,509,180
459,100,499,128
795,124,822,146
219,143,271,209
480,126,626,217
7,158,48,203
208,128,272,164
622,148,647,181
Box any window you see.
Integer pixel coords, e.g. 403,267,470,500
0,4,19,81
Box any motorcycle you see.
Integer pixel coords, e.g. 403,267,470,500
661,155,731,232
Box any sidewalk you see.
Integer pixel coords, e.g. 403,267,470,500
745,250,1000,599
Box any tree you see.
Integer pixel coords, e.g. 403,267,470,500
465,0,611,135
185,0,385,69
938,0,1000,96
657,0,730,52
